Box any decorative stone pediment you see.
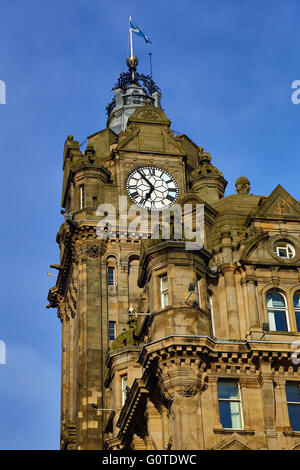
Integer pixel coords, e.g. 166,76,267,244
116,106,186,155
213,435,252,450
253,185,300,220
129,106,170,125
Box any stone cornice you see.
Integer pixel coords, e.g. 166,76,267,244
116,378,149,437
48,223,107,309
138,241,213,287
137,335,299,371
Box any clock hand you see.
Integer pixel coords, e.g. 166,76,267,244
137,170,154,189
145,187,154,200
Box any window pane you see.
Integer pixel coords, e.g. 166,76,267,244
268,311,276,331
218,401,242,429
230,401,242,429
288,404,300,431
121,375,128,405
108,267,115,286
286,383,300,403
274,311,288,331
219,401,233,428
162,292,168,307
266,292,286,308
109,321,116,341
121,375,127,390
293,293,300,309
278,247,288,258
161,276,168,291
296,312,300,332
197,280,201,308
218,380,239,399
287,246,294,257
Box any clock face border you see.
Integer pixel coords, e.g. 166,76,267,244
126,166,179,211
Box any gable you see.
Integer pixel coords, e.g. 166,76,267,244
117,106,186,155
254,185,300,220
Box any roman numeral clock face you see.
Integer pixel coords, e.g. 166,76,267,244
126,167,179,210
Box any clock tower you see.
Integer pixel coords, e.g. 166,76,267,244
47,57,207,449
48,55,300,450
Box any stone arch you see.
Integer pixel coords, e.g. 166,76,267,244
240,233,269,262
104,253,119,264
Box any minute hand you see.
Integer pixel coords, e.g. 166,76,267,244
137,170,154,189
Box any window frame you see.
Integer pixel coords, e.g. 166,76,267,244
286,382,300,432
217,379,244,431
208,293,215,338
266,290,290,332
293,291,300,332
79,184,85,209
197,279,201,308
275,243,295,259
160,275,169,308
121,375,128,406
109,321,116,341
107,266,115,287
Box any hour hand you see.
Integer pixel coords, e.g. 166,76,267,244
145,187,154,200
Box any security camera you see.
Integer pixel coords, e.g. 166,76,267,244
128,307,134,314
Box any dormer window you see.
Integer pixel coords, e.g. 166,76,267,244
275,242,295,259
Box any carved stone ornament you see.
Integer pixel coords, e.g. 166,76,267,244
137,109,160,121
183,384,196,397
87,245,101,258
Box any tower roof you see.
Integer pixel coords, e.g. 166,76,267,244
106,57,162,134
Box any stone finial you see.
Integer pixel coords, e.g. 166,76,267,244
198,149,211,166
235,176,250,195
85,143,96,163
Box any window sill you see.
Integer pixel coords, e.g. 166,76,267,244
283,430,300,437
265,330,300,335
213,427,255,436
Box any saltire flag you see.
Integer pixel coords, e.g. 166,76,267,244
129,17,152,44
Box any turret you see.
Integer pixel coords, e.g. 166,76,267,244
106,57,162,134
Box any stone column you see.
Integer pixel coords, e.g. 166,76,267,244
158,354,204,450
171,394,203,450
258,359,277,449
221,264,240,339
274,378,291,433
245,267,261,334
220,232,240,339
145,401,164,449
76,241,107,450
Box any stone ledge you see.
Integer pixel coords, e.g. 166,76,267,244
213,427,255,436
283,430,300,437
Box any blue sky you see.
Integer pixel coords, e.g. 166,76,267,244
0,0,300,449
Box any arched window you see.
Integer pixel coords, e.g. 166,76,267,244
293,291,300,332
266,291,289,332
106,256,117,287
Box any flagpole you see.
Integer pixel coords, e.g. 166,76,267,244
129,16,134,59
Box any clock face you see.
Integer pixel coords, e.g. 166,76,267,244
126,166,179,210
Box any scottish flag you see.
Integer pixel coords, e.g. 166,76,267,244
129,17,152,44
